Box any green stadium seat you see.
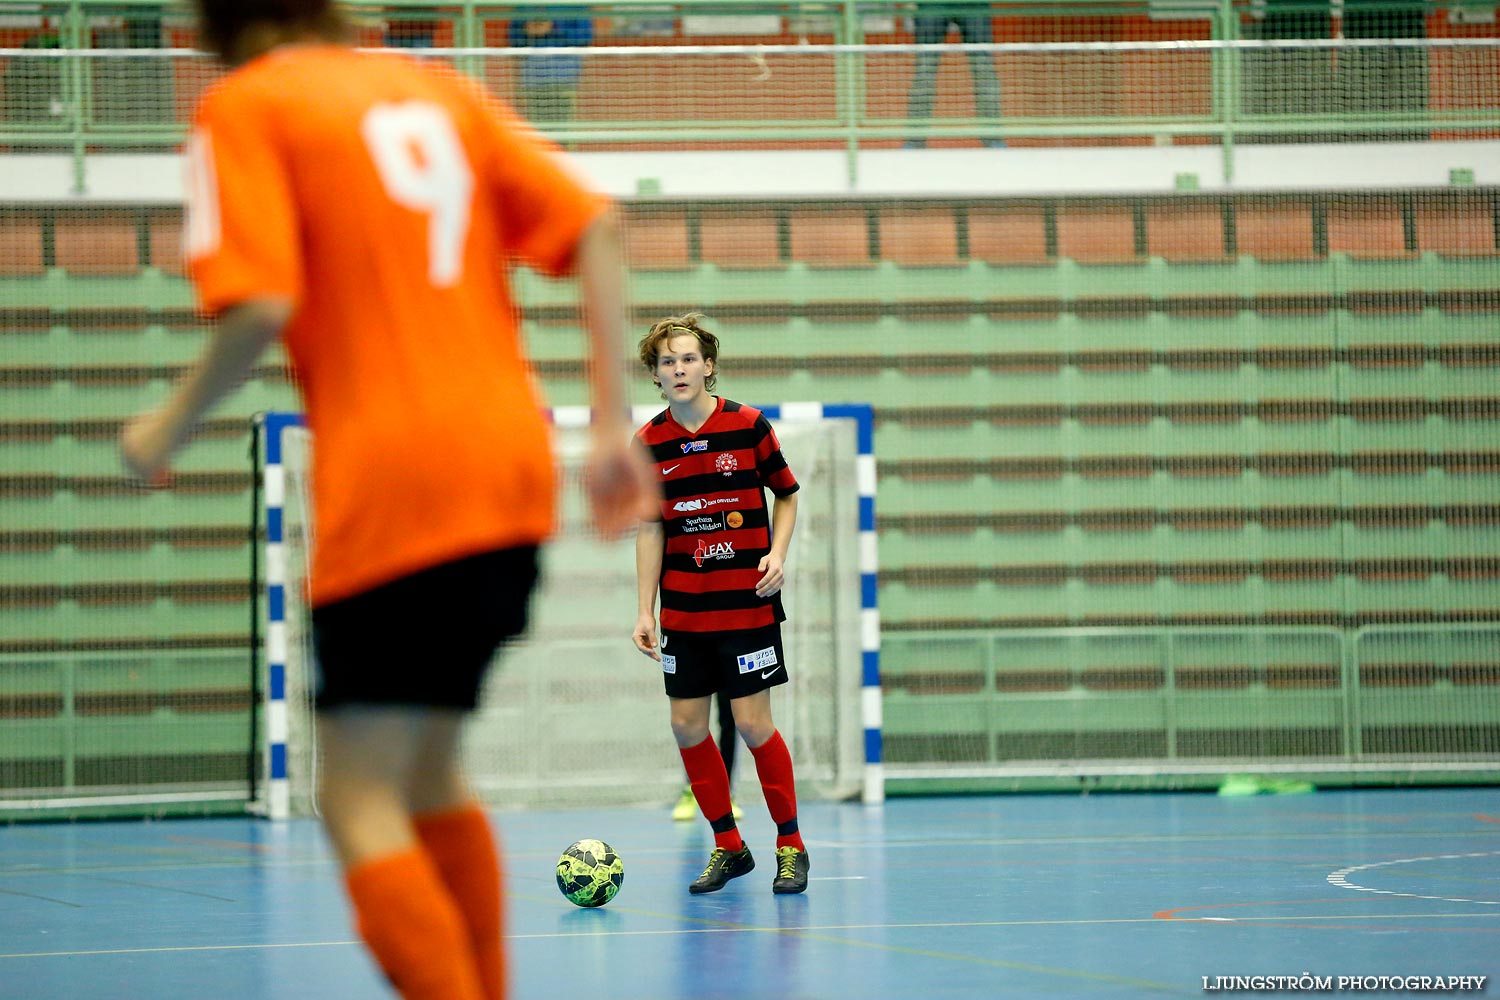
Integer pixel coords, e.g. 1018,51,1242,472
881,634,990,694
0,595,249,652
1420,253,1500,294
878,529,1003,570
0,539,245,590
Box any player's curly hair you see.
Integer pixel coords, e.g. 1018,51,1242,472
194,0,351,64
638,313,721,397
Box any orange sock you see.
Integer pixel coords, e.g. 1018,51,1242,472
344,848,486,1000
415,804,505,1000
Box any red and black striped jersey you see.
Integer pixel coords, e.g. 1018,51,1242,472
636,397,800,633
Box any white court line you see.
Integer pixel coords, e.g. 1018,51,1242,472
1327,850,1500,905
7,911,1499,960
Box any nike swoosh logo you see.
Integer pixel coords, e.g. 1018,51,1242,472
663,464,681,475
760,665,782,680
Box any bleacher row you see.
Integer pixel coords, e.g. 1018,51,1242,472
885,660,1500,696
1,196,1498,659
2,190,1498,278
617,194,1500,269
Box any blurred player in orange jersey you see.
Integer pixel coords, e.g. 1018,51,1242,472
120,3,653,998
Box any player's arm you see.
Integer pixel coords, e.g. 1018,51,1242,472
574,214,656,537
633,516,664,659
755,490,799,598
121,298,292,482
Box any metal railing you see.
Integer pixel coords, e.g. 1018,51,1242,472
0,647,254,814
1,0,1496,190
881,623,1500,778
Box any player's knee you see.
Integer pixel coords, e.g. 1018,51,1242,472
671,721,711,748
669,708,712,747
733,711,775,748
408,766,468,815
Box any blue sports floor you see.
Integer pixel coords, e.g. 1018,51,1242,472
1,788,1497,999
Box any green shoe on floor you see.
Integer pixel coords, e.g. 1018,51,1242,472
1218,774,1316,797
672,788,745,822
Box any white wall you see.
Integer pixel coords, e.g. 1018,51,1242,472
3,141,1496,204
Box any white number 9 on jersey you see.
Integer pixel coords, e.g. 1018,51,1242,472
362,102,474,287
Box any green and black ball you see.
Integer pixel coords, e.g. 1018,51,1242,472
556,839,624,907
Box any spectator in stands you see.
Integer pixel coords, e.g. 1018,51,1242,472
507,12,593,127
94,7,171,130
905,9,1003,149
1340,0,1428,141
1,28,64,134
385,18,438,49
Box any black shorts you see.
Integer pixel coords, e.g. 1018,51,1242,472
660,624,789,701
311,545,539,711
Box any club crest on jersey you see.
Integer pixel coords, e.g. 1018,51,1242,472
735,646,778,674
681,440,708,453
693,538,735,567
715,454,738,476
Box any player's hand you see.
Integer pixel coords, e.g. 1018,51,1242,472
585,432,657,539
632,613,660,661
120,410,178,488
754,553,785,598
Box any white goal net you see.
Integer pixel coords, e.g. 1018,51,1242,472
259,405,866,817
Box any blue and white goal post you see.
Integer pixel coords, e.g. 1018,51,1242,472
251,402,880,819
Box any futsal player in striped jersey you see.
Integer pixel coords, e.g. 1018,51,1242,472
631,314,811,895
120,2,652,998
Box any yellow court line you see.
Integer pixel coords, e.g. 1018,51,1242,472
1174,912,1500,922
0,941,361,960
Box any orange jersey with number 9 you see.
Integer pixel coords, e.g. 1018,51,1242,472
185,46,608,605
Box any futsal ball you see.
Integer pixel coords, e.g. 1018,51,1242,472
556,839,624,908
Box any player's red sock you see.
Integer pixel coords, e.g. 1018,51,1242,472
345,848,486,1000
749,729,806,851
679,736,744,852
415,804,505,1000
